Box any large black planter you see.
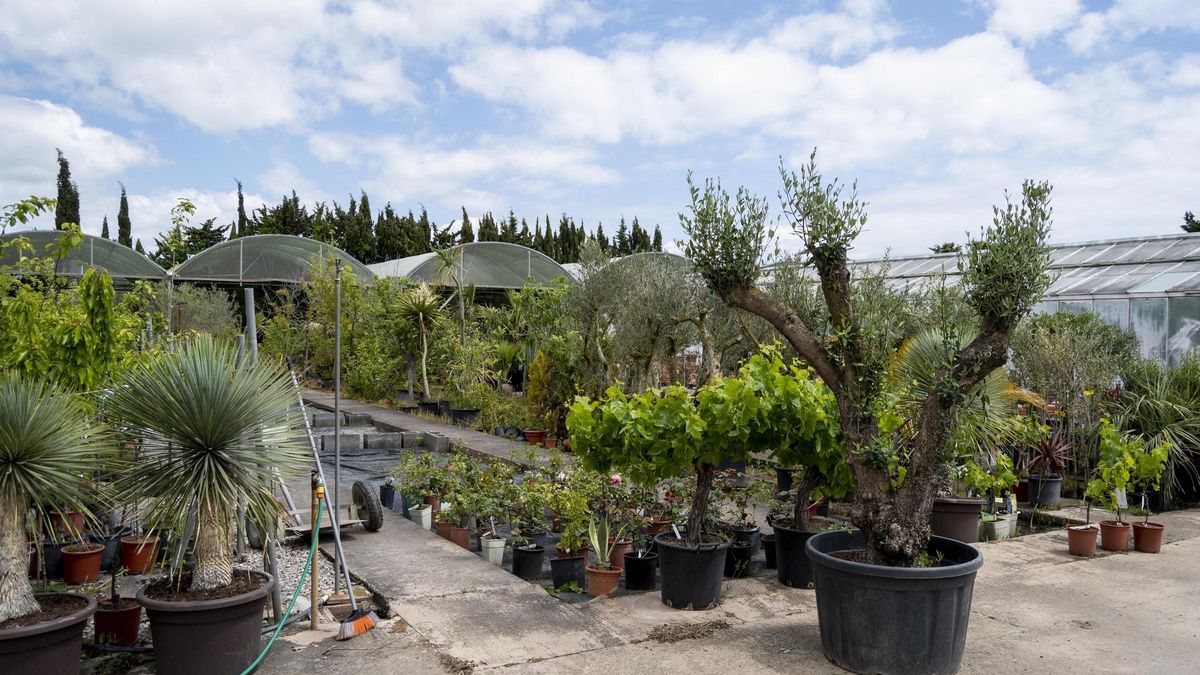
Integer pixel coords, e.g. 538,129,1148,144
775,466,796,494
549,555,585,588
138,571,275,675
773,523,818,588
1027,475,1063,507
807,530,983,675
730,525,760,554
623,551,658,590
723,541,753,578
512,545,545,581
0,593,95,673
449,408,480,427
931,498,984,543
417,400,439,415
654,533,729,610
437,400,452,417
762,534,777,569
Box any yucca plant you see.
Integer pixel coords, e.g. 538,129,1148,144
105,335,309,592
397,284,445,399
0,373,111,622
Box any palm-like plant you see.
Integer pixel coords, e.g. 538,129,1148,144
106,336,308,592
397,284,445,399
0,373,110,622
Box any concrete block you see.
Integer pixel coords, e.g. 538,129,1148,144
364,433,406,449
423,432,450,452
310,412,341,428
401,431,424,448
346,413,374,426
322,433,362,451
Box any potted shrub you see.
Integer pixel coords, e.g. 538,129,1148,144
1027,429,1072,507
1070,486,1102,557
1087,420,1169,553
1129,438,1170,554
622,532,658,591
93,567,141,646
0,374,111,672
105,336,310,675
681,155,1054,672
584,516,625,598
477,463,516,565
509,475,549,580
963,454,1019,541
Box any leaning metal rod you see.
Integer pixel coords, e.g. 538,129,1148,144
333,258,343,593
289,368,357,601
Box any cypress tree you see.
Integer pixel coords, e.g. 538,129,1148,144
595,222,608,252
615,217,630,255
375,204,402,261
134,239,145,254
500,210,518,243
100,215,110,240
459,207,475,244
533,218,544,253
234,179,250,238
312,203,335,243
653,225,663,251
418,207,432,247
117,184,132,247
518,218,532,247
54,149,81,230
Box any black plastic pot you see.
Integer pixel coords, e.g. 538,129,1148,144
623,551,658,590
762,534,777,569
512,545,545,581
437,400,452,416
931,497,985,543
395,389,416,402
0,593,95,673
138,571,275,675
654,533,729,610
723,541,753,578
773,523,818,588
379,484,395,510
775,466,796,494
1027,475,1063,507
807,530,982,675
417,400,439,415
39,540,64,579
730,525,760,554
449,408,480,427
549,555,586,588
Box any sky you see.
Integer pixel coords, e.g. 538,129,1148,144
0,0,1198,258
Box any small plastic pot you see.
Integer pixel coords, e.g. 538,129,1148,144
1067,524,1099,557
723,540,753,578
62,543,104,584
1132,521,1165,554
94,598,142,646
623,551,658,590
585,565,622,598
550,555,586,589
522,429,546,446
762,534,777,569
1099,520,1131,552
481,535,506,565
120,535,160,575
512,545,545,581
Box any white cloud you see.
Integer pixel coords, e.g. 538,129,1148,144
986,0,1081,44
1066,0,1200,54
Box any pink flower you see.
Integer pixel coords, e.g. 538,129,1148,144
610,474,622,485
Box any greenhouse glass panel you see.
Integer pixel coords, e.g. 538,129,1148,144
1059,300,1092,314
1148,239,1200,261
1131,298,1168,361
1167,297,1200,366
1124,239,1176,262
1093,299,1129,330
1051,246,1088,265
1089,263,1178,294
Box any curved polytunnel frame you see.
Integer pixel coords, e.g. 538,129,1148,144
173,235,374,284
368,241,571,289
0,229,168,282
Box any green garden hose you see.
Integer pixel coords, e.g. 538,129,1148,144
241,495,322,675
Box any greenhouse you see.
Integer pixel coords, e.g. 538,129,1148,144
173,234,374,285
850,232,1200,364
0,230,167,285
368,241,570,290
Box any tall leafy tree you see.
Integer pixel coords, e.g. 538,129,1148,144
233,179,249,238
134,239,145,254
595,222,608,252
459,207,475,244
1183,211,1200,233
117,184,132,247
375,204,403,261
184,218,229,254
478,212,498,241
501,210,518,242
615,217,630,255
100,215,110,240
311,203,335,243
653,225,663,251
54,149,80,230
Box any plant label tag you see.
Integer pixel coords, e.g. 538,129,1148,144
671,524,682,540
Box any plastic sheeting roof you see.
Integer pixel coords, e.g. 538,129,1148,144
0,230,167,280
847,233,1200,298
368,242,570,289
173,235,373,284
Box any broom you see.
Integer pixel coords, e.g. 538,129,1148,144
287,362,378,640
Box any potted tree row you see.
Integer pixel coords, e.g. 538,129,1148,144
1085,420,1170,554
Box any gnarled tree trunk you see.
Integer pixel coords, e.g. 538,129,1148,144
191,502,233,592
0,492,37,622
687,464,715,546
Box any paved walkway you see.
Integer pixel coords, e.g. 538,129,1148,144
260,493,1200,674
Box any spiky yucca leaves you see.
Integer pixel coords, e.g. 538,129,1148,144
107,335,308,592
0,373,109,622
397,283,445,398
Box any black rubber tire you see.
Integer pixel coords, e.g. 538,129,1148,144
353,480,384,532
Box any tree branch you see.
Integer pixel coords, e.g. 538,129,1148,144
727,286,842,393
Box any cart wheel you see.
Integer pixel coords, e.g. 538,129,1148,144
353,480,384,532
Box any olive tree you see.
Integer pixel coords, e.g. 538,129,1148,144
681,152,1053,565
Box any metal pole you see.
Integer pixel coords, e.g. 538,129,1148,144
333,259,342,593
310,472,321,630
244,287,258,364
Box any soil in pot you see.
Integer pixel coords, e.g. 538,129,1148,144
930,497,985,543
654,533,730,611
120,535,159,575
585,565,622,598
723,540,753,578
94,598,142,646
807,530,982,675
512,545,545,581
623,551,658,590
1132,521,1164,554
1068,524,1099,557
138,571,274,675
762,534,777,569
1099,520,1131,552
0,593,95,673
550,555,586,588
608,537,634,569
62,542,105,584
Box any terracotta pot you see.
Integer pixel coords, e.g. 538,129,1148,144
120,535,159,575
434,520,453,540
62,542,104,584
1099,520,1131,552
424,495,442,515
1132,521,1165,554
608,537,633,570
543,437,556,449
551,515,564,533
447,525,471,549
523,429,546,446
585,565,622,598
1067,524,1099,557
646,516,673,535
1014,479,1029,503
49,510,85,535
94,599,142,646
